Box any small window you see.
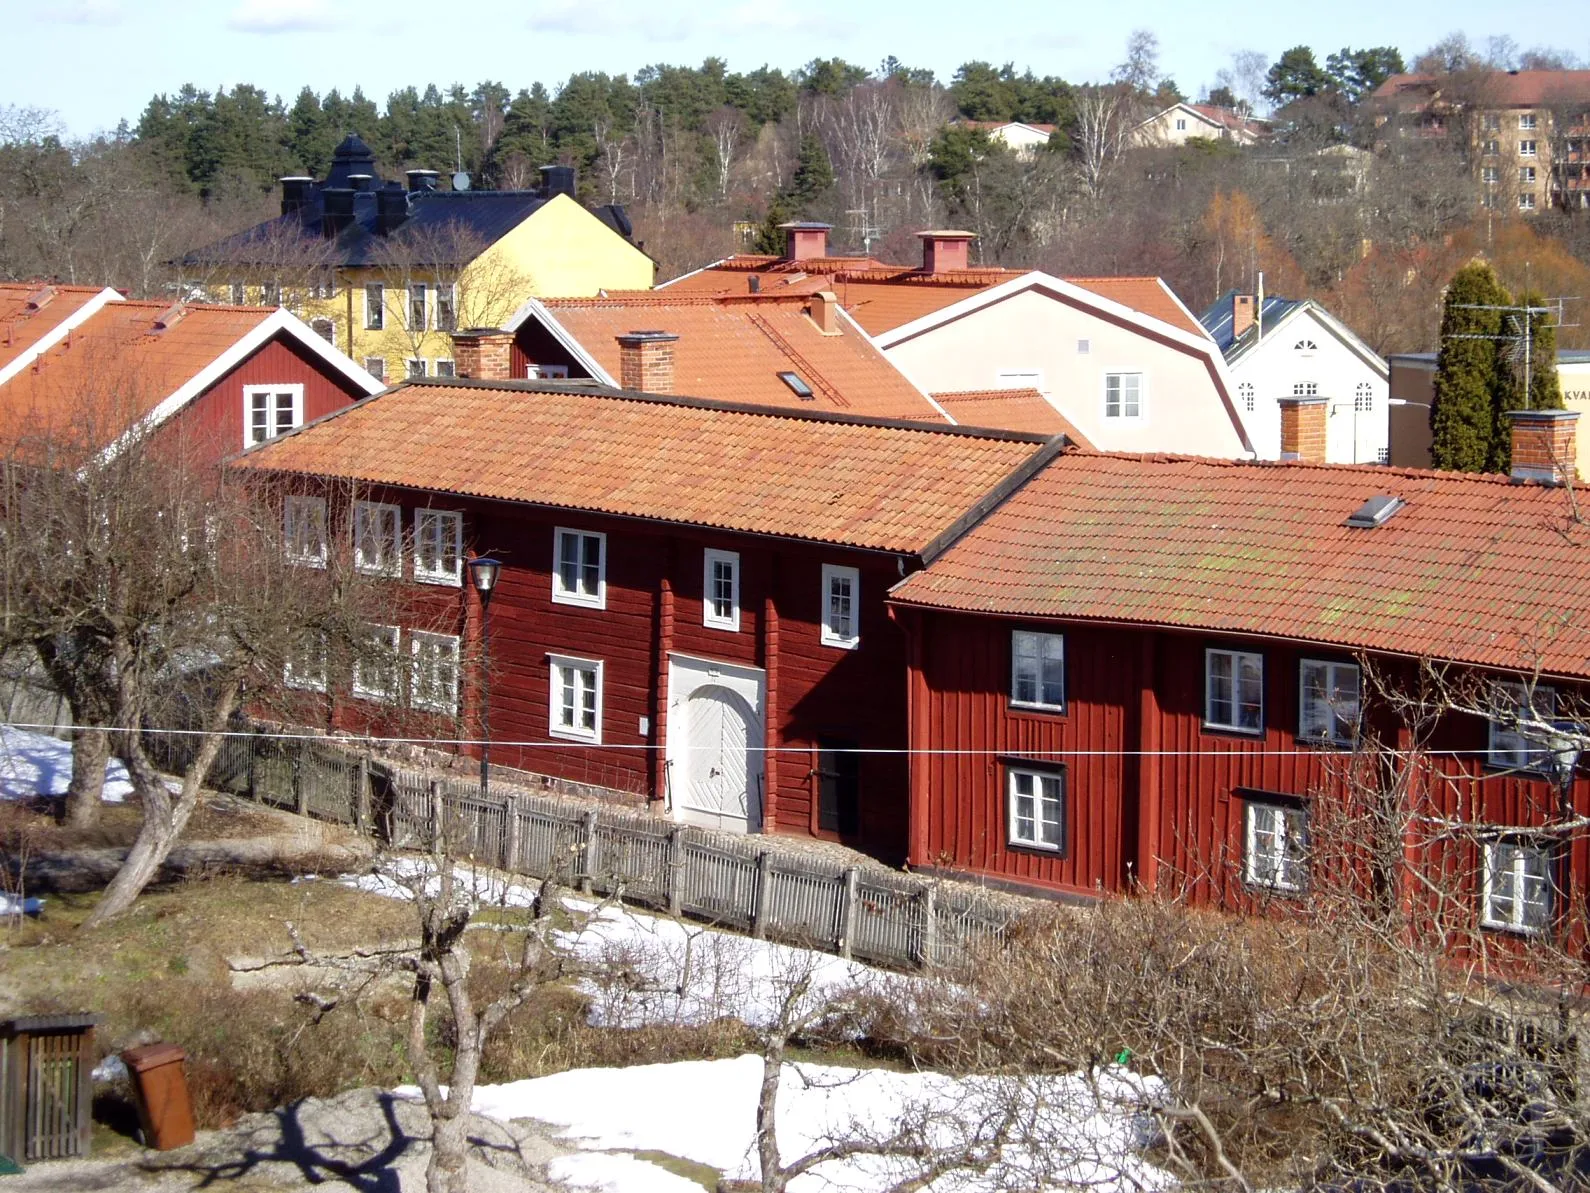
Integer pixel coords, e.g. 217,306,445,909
310,270,335,300
528,363,570,380
365,357,386,382
1010,630,1064,711
408,283,427,331
1299,659,1360,745
262,280,281,307
435,284,457,332
1519,113,1537,131
410,631,460,715
1519,192,1537,210
1175,117,1187,131
413,509,462,586
406,358,426,379
1520,139,1537,158
548,654,602,742
244,383,304,447
820,563,860,650
433,359,456,378
777,371,814,399
1077,339,1090,355
353,501,402,576
1521,166,1537,184
1245,797,1307,891
1483,839,1552,933
1294,339,1318,354
1291,381,1319,396
284,630,328,692
1104,372,1143,419
1205,647,1263,734
1483,114,1501,131
1006,765,1065,852
1490,681,1555,772
1238,381,1255,412
229,282,246,305
352,624,400,703
1376,447,1390,464
1482,138,1500,156
1354,382,1374,413
1482,166,1500,183
364,283,384,329
284,495,328,568
703,548,740,631
553,528,606,609
311,317,336,343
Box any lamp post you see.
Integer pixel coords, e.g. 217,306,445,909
1546,724,1582,934
467,557,502,796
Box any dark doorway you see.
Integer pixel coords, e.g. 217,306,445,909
816,737,860,837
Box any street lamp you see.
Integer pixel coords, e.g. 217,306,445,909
467,557,502,796
1545,724,1581,934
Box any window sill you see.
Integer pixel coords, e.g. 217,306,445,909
414,570,462,588
704,617,741,633
1297,734,1355,751
287,556,328,570
1243,877,1306,898
1006,838,1065,857
1009,700,1067,716
1480,919,1548,937
820,635,860,651
552,591,605,610
549,726,601,745
412,699,458,715
1201,722,1265,739
356,563,402,579
352,688,396,704
285,681,327,694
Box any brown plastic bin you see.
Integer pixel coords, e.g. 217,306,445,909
120,1043,195,1150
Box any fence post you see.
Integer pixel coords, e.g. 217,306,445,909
292,739,308,817
504,793,521,872
579,809,598,894
919,884,938,968
247,727,259,803
837,866,860,959
753,850,773,940
667,826,683,917
355,757,371,835
428,780,443,852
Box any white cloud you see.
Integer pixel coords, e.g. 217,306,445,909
711,0,853,37
527,0,696,40
227,0,348,34
42,0,124,26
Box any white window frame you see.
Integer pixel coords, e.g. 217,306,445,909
1006,765,1065,852
548,654,603,743
1205,647,1264,734
1353,382,1374,413
435,283,457,332
1519,113,1537,131
413,509,463,586
409,631,460,715
1482,138,1500,156
1481,166,1500,183
284,631,329,693
528,363,571,380
229,282,246,305
1521,165,1537,184
1298,659,1360,746
1520,139,1537,158
243,383,304,449
407,283,427,332
1010,629,1065,712
703,548,741,632
1237,381,1255,412
552,528,607,609
310,317,336,344
1292,381,1320,396
820,563,860,650
1519,192,1537,210
433,359,456,378
1489,681,1555,772
364,283,384,329
364,357,386,382
1103,371,1144,420
995,369,1043,390
352,623,400,703
1175,117,1186,131
1244,798,1307,891
1482,838,1552,934
353,500,402,577
406,358,427,379
283,495,328,568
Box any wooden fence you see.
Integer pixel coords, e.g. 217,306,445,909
151,729,1015,969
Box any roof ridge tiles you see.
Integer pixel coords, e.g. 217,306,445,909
1063,445,1541,486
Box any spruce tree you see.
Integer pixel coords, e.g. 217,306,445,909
787,133,835,210
1486,290,1563,473
1430,262,1508,472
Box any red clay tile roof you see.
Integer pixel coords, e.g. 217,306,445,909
891,452,1590,678
1372,70,1590,109
536,293,946,421
231,381,1046,554
0,283,115,374
931,389,1094,446
0,300,276,449
1183,104,1269,134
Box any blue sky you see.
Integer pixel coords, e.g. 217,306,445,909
12,0,1590,137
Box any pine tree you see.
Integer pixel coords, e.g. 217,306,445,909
1431,262,1509,472
786,133,834,211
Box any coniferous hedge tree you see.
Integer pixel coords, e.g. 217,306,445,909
1430,261,1509,472
1487,289,1566,472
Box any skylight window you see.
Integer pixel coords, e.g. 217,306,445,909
778,371,814,399
1346,495,1405,529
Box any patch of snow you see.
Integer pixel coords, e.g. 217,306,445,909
342,858,541,908
92,1054,129,1083
550,1150,707,1193
0,724,129,802
0,893,45,917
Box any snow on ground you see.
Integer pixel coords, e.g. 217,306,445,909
406,1055,1172,1193
341,857,542,908
0,724,129,801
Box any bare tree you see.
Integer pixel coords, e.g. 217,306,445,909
1073,85,1133,203
705,107,747,202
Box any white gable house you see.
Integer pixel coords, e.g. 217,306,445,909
1200,291,1388,464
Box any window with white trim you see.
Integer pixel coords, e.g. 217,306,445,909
433,359,455,378
352,623,400,703
1520,139,1537,157
1521,165,1537,184
1489,681,1555,772
364,283,384,329
230,282,246,305
284,631,328,692
1292,381,1319,396
548,654,602,742
413,509,462,586
404,359,425,379
528,363,570,380
284,495,327,568
1299,659,1360,745
1519,192,1537,210
353,501,402,576
1205,647,1263,733
553,528,606,608
1010,630,1064,711
703,549,741,631
1237,381,1255,412
820,564,860,649
1482,138,1500,156
311,317,336,343
408,283,427,331
1245,797,1307,891
1483,114,1501,131
1354,382,1374,413
365,357,386,382
1175,117,1186,131
244,384,303,447
1519,113,1537,131
1007,765,1065,851
1483,839,1552,933
435,284,456,332
1482,165,1501,183
1104,372,1143,419
1294,339,1318,354
410,631,460,714
262,280,280,307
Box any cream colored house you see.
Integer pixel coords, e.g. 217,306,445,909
956,120,1058,159
1131,102,1270,148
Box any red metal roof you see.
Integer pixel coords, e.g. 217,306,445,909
0,283,114,374
1373,70,1590,109
891,451,1590,679
232,382,1046,554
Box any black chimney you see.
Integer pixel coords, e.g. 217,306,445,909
324,133,378,187
322,187,355,239
405,169,440,193
375,183,409,236
280,176,314,217
539,164,576,199
347,173,375,193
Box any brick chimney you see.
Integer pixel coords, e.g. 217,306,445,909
779,222,830,262
1278,396,1328,463
807,291,840,335
1232,294,1256,340
917,230,975,274
1507,409,1579,484
450,329,514,381
617,331,678,393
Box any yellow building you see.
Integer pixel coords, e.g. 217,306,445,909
183,135,654,383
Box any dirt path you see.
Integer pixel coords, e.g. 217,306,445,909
5,1087,567,1192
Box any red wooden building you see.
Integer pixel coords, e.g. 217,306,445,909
890,402,1590,944
232,376,1050,860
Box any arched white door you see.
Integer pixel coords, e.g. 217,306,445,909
667,655,766,834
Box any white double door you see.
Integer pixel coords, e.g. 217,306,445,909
667,654,766,834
